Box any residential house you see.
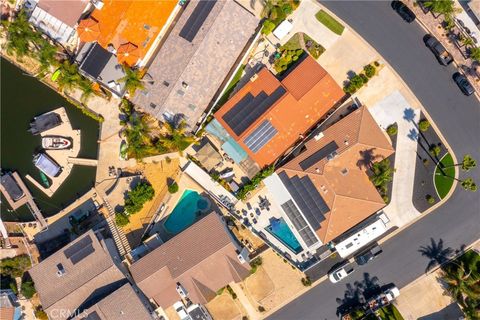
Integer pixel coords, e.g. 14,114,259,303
0,290,21,320
73,283,154,320
26,0,91,47
211,55,345,171
133,0,259,131
77,0,178,67
28,230,128,320
129,213,250,309
264,106,394,258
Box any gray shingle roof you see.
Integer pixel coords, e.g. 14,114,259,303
133,0,259,130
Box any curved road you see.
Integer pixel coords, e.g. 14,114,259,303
268,2,480,319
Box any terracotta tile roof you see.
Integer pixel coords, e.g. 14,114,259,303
130,213,250,308
87,0,177,65
28,230,126,320
74,284,153,320
0,307,14,320
37,0,90,27
278,106,394,243
214,55,345,168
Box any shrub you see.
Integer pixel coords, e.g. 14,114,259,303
168,181,179,194
250,257,263,274
237,165,275,200
350,74,364,88
124,182,155,214
374,61,380,67
21,281,36,298
360,74,369,84
261,19,276,35
419,119,430,132
301,277,312,286
35,307,48,320
226,285,237,299
386,124,397,136
382,195,389,203
426,194,436,204
0,255,31,277
115,212,129,227
364,64,376,78
429,145,441,157
258,306,266,312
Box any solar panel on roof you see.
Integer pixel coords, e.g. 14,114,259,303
179,0,216,42
79,43,112,79
70,244,95,265
298,141,339,170
64,235,93,259
278,172,329,230
244,120,278,153
222,86,286,136
281,200,318,247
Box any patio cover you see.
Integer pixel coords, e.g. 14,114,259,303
195,141,222,172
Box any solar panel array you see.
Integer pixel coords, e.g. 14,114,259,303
278,172,329,231
298,141,339,170
281,200,318,247
179,0,216,42
80,43,112,79
222,86,286,136
64,235,96,265
243,120,278,153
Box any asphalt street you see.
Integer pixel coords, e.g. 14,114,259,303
268,1,480,319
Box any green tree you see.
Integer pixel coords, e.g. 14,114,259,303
56,61,82,92
168,181,179,194
37,39,58,74
124,182,155,214
424,0,456,16
261,20,276,35
469,47,480,62
419,119,431,132
370,158,394,189
119,65,145,96
21,281,36,299
2,10,37,59
157,121,196,153
115,212,129,227
78,79,95,103
0,255,31,277
364,64,376,78
123,114,157,160
429,145,441,158
446,154,477,172
386,124,398,136
461,178,478,192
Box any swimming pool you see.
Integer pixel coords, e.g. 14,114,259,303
266,218,303,254
164,190,210,234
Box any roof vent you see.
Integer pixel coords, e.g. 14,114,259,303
250,74,258,82
181,81,189,89
314,132,324,141
56,263,66,277
341,168,349,176
315,168,320,173
344,139,349,146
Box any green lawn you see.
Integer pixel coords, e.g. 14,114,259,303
377,305,404,320
315,10,345,35
434,152,455,199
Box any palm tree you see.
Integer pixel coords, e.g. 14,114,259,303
3,11,37,58
469,47,480,62
78,79,94,103
369,158,394,188
123,114,156,160
119,65,145,96
445,154,477,172
419,238,454,272
56,61,82,92
424,0,456,17
461,178,478,192
37,39,58,73
157,120,196,152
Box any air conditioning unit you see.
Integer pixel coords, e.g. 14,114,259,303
314,132,324,141
250,74,258,82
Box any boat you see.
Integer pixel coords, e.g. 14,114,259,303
39,172,50,188
0,172,25,201
42,136,72,150
28,112,62,135
33,153,62,178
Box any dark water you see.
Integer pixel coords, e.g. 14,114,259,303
1,58,99,221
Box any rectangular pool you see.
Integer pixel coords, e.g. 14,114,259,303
265,218,303,254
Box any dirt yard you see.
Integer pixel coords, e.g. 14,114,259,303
206,291,246,320
122,158,180,246
244,249,305,311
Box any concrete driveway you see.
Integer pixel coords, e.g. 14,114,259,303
274,0,341,50
369,90,421,227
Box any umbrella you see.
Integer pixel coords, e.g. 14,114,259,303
77,18,100,42
117,42,141,66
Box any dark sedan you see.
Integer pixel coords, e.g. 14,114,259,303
453,72,474,96
391,1,416,23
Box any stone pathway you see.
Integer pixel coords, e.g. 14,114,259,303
369,90,421,228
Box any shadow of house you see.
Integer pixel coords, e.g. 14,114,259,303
417,303,464,320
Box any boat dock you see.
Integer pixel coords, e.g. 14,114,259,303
0,172,47,229
67,157,98,166
26,107,81,197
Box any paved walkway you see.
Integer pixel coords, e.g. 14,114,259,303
369,90,421,227
229,282,261,320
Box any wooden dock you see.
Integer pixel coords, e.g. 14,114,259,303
0,172,47,229
68,157,98,166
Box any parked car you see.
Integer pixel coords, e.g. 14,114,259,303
173,301,191,320
453,72,475,96
391,1,416,23
424,34,454,66
354,245,383,265
329,263,355,283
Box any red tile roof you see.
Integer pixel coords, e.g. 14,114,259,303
214,56,345,167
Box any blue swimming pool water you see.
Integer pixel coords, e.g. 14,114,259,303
266,218,303,254
164,190,209,234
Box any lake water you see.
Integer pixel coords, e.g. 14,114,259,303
1,58,99,221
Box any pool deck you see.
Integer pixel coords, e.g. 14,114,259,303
25,107,81,197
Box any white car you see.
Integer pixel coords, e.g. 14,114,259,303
173,301,191,320
328,263,355,283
